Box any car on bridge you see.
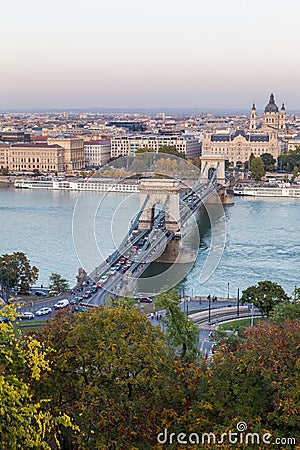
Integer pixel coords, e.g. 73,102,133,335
90,285,98,293
99,275,108,283
70,296,83,305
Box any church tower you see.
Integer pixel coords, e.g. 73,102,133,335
262,93,279,131
279,103,286,132
250,103,257,130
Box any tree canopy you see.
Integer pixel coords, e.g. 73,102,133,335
269,301,300,325
154,288,200,361
0,252,38,293
2,282,300,448
250,156,265,181
135,146,154,153
31,306,178,449
0,305,75,448
158,145,181,157
261,152,276,171
240,280,289,318
49,273,70,293
278,146,300,173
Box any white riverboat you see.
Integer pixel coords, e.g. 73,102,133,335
233,184,300,198
14,178,139,193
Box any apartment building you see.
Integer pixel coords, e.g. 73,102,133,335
111,135,201,159
84,140,111,167
0,144,10,170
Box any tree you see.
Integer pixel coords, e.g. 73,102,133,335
250,156,265,181
49,273,69,293
31,305,179,449
291,165,299,183
240,280,289,319
261,152,276,171
135,146,154,153
269,301,300,324
278,147,300,173
154,288,200,361
196,320,300,446
158,145,181,157
0,252,38,293
0,305,75,448
1,167,9,175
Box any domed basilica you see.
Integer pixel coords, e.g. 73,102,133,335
202,93,286,167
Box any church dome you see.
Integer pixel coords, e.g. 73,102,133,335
265,93,278,112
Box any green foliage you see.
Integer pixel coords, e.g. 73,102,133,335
158,145,181,157
293,286,300,302
135,146,154,153
17,294,300,449
269,301,300,325
261,152,276,171
31,306,178,449
0,252,38,292
240,280,289,318
1,167,9,175
291,165,299,183
197,320,300,446
131,151,156,173
278,149,300,173
250,156,265,180
0,305,76,448
154,289,200,361
49,273,69,293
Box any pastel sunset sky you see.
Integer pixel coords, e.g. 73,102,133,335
1,0,300,110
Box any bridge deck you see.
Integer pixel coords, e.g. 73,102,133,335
85,177,226,305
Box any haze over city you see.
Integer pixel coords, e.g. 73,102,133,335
2,0,300,111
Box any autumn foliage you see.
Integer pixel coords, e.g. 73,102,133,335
1,300,299,449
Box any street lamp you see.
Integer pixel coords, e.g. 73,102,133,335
251,303,254,326
227,282,230,299
208,295,211,323
237,288,240,317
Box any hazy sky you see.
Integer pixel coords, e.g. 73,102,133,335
1,0,300,110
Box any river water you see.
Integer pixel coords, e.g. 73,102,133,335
0,185,299,296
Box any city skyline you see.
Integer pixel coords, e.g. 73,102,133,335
1,0,300,110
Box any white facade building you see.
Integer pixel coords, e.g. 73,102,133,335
84,140,111,167
111,135,201,159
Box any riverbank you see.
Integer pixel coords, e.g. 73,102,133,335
0,176,14,184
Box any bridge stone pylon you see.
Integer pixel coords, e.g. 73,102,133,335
138,179,182,236
200,154,226,184
138,179,194,264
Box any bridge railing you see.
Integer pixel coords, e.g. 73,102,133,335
89,195,150,281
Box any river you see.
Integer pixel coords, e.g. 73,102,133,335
0,185,299,296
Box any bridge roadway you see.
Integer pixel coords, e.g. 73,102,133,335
84,178,223,306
